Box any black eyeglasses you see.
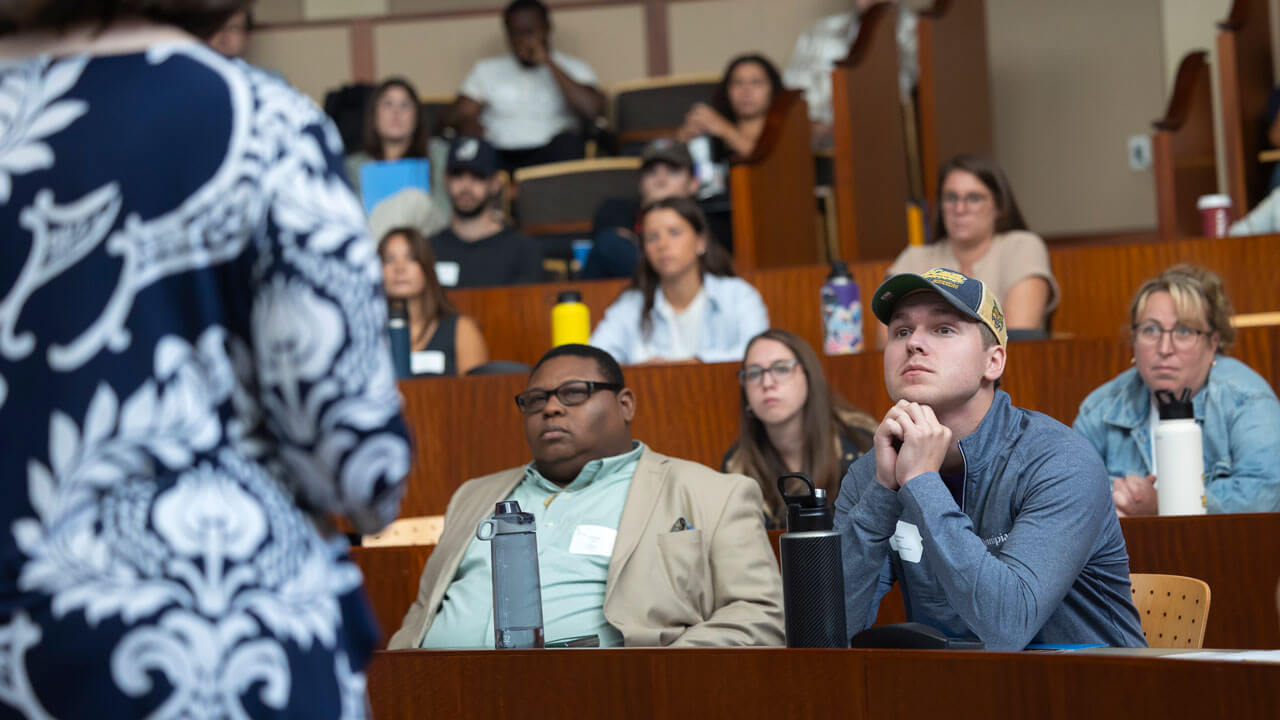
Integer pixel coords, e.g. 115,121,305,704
514,380,624,414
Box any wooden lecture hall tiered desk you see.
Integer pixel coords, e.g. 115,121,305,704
357,233,1280,718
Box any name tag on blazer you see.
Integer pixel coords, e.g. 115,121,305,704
569,525,617,556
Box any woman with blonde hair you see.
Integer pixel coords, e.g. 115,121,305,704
1074,265,1280,515
723,329,876,527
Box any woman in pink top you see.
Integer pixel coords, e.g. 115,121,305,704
888,154,1059,331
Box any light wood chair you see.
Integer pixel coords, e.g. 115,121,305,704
1130,573,1211,648
363,515,445,548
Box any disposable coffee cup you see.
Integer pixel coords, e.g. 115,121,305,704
1196,194,1231,238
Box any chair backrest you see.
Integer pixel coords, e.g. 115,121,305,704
419,95,454,138
363,515,444,547
1130,573,1211,648
612,74,719,154
323,82,375,154
513,157,642,236
466,360,533,376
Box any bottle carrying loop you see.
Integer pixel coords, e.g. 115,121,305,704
777,472,818,507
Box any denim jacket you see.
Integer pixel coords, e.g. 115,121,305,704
1073,357,1280,513
589,274,769,365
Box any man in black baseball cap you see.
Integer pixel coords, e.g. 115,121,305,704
428,137,542,289
835,267,1146,652
581,138,706,279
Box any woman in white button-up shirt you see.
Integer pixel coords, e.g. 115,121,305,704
590,197,768,364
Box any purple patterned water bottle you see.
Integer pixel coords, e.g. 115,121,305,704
821,261,862,354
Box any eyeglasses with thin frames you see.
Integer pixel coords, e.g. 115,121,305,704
1131,321,1209,350
514,380,624,414
738,359,802,386
941,192,992,209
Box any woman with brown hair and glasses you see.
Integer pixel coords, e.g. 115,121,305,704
1073,265,1280,515
379,226,488,375
0,1,411,716
887,153,1059,332
723,329,876,528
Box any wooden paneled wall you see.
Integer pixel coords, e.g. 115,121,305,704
450,233,1280,367
1153,52,1219,240
1217,0,1275,215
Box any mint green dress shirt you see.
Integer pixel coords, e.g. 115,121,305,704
421,442,643,648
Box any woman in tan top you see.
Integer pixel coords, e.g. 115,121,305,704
888,154,1059,331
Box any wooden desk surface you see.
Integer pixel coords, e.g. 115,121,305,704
353,514,1280,656
365,646,1280,719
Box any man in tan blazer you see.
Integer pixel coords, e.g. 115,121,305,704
388,345,784,649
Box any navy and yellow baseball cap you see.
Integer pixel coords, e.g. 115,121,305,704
872,267,1007,348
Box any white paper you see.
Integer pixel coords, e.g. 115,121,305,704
889,520,923,563
569,525,617,557
410,350,446,375
1169,650,1280,663
434,261,460,287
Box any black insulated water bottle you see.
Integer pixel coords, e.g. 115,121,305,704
777,472,847,648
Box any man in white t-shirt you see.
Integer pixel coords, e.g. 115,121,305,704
783,0,917,148
450,0,605,173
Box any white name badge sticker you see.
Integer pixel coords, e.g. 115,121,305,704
410,350,446,375
889,520,924,564
434,261,460,287
569,525,618,557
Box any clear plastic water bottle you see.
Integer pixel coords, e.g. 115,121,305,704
387,298,412,378
821,261,862,354
475,501,545,649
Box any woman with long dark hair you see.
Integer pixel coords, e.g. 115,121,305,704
723,330,876,528
0,2,412,716
344,77,427,193
676,53,784,158
379,226,488,375
887,153,1059,331
590,197,767,364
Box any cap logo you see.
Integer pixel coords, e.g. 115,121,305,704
921,268,966,289
457,139,479,160
990,302,1005,331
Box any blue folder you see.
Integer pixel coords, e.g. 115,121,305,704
360,158,430,215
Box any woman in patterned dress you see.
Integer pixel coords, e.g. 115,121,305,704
0,2,412,717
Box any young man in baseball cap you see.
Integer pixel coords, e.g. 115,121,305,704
835,268,1146,650
429,137,543,289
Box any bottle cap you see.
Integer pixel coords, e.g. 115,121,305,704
556,290,583,304
387,297,408,321
827,260,852,281
1154,388,1195,420
495,500,522,515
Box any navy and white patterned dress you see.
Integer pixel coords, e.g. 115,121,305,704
0,40,411,718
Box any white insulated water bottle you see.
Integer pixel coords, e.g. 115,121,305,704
1153,388,1206,516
